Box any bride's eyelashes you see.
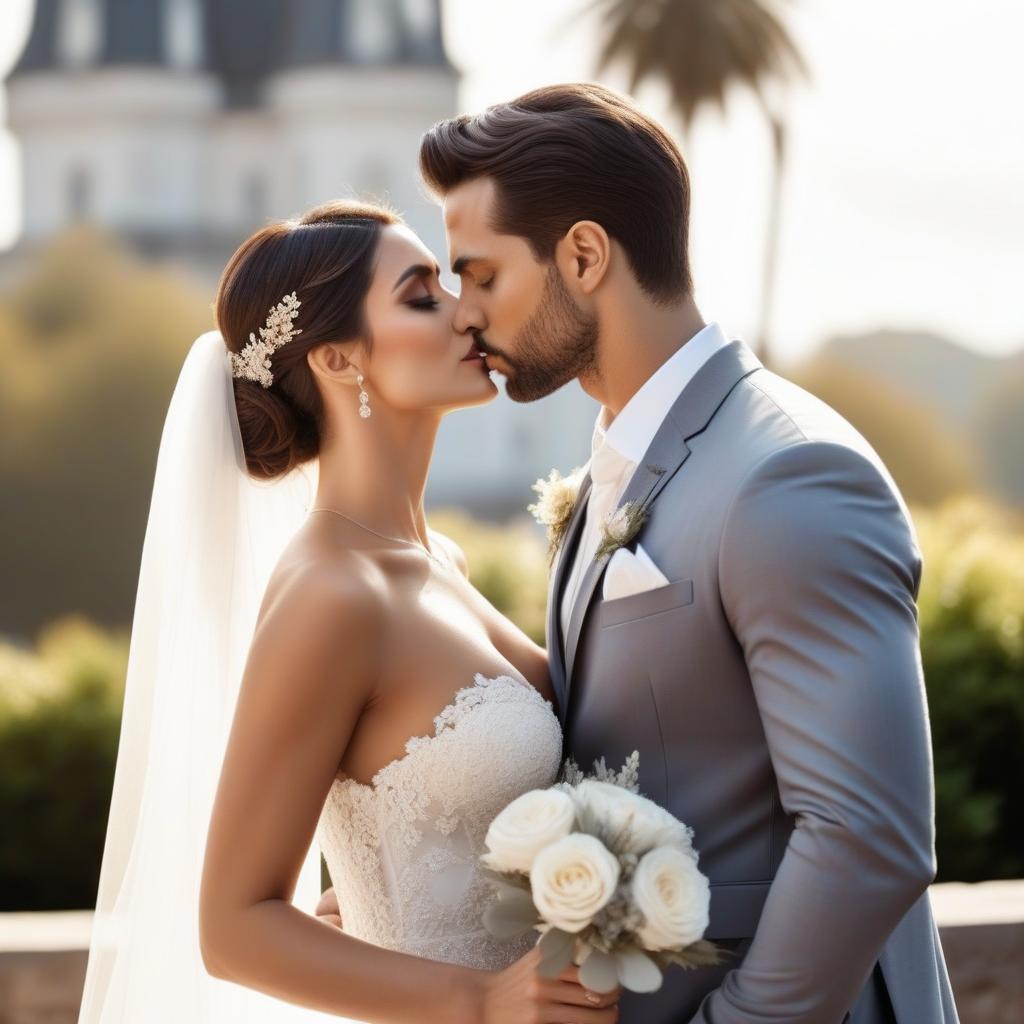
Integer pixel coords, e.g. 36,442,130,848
401,282,440,311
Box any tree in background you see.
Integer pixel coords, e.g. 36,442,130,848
590,0,807,367
793,352,978,507
0,227,213,640
976,365,1024,507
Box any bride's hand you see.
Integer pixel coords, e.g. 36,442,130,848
314,886,342,929
474,945,621,1023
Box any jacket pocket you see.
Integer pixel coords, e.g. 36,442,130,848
599,578,695,627
705,880,772,939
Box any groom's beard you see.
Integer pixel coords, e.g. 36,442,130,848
480,265,598,402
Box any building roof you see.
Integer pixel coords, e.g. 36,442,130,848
11,0,451,105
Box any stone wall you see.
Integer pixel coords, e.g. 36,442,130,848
1,882,1021,1023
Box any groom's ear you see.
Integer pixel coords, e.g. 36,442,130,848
557,220,611,298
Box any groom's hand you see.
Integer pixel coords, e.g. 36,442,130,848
315,885,342,928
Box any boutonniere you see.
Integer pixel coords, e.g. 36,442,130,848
594,500,650,562
528,465,586,565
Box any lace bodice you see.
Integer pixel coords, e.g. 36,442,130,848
315,673,563,970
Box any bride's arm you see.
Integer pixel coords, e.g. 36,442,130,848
198,563,477,1023
198,561,616,1024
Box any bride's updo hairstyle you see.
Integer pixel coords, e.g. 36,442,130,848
216,199,400,479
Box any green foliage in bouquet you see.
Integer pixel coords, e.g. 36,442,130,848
481,753,721,995
482,852,721,995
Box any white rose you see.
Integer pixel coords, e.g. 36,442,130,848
530,833,621,933
573,780,694,856
483,789,576,874
632,846,710,950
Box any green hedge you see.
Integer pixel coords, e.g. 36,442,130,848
0,618,126,910
1,499,1020,909
915,499,1024,880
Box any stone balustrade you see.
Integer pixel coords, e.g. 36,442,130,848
0,880,1021,1023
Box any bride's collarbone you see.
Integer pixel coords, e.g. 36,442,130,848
308,543,540,788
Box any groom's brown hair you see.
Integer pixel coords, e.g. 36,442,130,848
419,82,692,303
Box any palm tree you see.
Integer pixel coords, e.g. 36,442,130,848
589,0,808,367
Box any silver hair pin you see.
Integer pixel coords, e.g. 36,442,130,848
229,291,302,388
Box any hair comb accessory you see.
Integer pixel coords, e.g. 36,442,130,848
229,291,302,388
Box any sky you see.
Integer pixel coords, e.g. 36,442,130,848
1,0,1021,366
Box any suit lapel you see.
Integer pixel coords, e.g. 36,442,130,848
546,470,592,718
562,435,688,694
560,340,763,712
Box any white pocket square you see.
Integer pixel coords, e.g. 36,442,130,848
602,543,670,601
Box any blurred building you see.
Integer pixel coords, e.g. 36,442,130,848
6,0,455,268
2,0,599,517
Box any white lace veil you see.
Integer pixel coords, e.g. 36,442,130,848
77,330,339,1022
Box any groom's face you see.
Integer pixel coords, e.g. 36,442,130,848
443,177,597,402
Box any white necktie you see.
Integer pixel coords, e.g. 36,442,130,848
559,437,635,641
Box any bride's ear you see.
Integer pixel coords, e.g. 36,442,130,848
306,342,363,387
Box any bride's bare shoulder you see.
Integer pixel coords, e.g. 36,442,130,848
257,526,387,631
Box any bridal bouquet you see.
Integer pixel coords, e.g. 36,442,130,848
481,752,719,994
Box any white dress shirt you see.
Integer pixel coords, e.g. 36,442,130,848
559,322,732,640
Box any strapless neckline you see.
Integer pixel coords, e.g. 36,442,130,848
316,667,563,969
334,672,554,794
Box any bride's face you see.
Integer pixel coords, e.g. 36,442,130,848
355,224,497,413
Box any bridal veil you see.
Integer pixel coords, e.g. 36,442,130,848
77,331,339,1022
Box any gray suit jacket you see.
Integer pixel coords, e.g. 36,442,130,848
547,340,959,1023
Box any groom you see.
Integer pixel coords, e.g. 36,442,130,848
414,83,959,1023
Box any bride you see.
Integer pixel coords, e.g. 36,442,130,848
75,199,621,1023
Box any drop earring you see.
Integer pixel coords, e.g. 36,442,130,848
357,373,371,419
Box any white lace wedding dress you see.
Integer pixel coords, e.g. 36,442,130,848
315,673,563,970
